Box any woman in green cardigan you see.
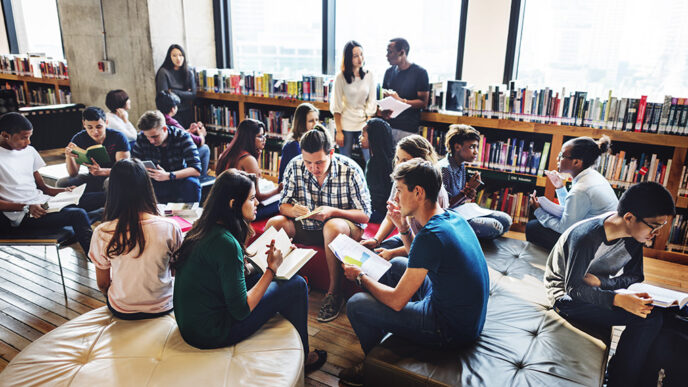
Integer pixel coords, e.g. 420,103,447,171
173,169,326,372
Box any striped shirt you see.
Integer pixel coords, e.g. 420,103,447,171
132,126,201,173
280,154,371,230
438,155,466,208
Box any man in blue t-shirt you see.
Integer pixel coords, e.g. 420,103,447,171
339,159,489,386
381,38,430,144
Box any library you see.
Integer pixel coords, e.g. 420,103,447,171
0,0,687,386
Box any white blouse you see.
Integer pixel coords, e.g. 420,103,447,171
330,71,377,132
106,112,138,141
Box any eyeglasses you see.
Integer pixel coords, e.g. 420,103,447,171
256,133,267,139
557,152,575,160
637,217,667,234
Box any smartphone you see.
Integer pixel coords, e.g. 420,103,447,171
142,160,157,169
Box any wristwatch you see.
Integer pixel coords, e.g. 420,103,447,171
355,272,366,288
168,171,176,180
22,204,29,214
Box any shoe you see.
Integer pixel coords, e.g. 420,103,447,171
317,293,342,322
304,349,327,373
338,362,364,386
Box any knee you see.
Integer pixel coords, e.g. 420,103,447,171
498,212,512,230
266,215,288,229
389,257,408,272
346,292,374,320
525,219,540,239
323,218,349,237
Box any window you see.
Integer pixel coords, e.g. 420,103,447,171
516,0,688,100
230,0,322,78
334,0,462,82
10,0,64,58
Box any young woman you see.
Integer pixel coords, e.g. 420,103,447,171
156,44,196,128
216,119,282,219
360,135,449,259
89,159,181,320
330,41,377,160
173,170,326,371
359,118,394,223
278,103,319,182
105,89,137,142
526,135,618,250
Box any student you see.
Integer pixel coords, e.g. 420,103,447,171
278,103,319,182
0,112,92,253
544,182,675,387
359,118,394,223
173,170,327,372
360,135,449,259
216,119,282,219
156,44,196,128
61,106,131,211
527,135,618,250
331,40,377,160
265,127,371,322
340,159,489,385
381,38,430,143
104,89,137,142
438,124,512,239
132,110,201,204
89,159,181,320
155,90,210,178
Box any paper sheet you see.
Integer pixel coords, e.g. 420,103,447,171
538,196,564,218
377,96,411,119
328,234,391,281
451,203,494,221
45,184,86,213
258,178,281,206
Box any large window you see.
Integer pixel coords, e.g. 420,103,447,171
335,0,462,81
516,0,688,100
10,0,64,58
231,0,322,78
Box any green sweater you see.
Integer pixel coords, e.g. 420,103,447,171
173,225,251,349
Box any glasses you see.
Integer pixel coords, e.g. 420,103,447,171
638,217,667,234
557,152,575,160
256,133,267,140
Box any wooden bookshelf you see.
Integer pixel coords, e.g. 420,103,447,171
0,73,70,106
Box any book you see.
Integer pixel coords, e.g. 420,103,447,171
616,283,688,308
328,234,391,282
169,216,193,233
246,226,316,280
295,207,323,221
70,144,110,165
44,184,86,213
157,202,200,217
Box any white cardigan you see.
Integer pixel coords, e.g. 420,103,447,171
329,71,377,132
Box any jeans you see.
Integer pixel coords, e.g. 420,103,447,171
0,206,92,252
227,274,310,356
346,257,454,354
106,297,172,320
339,130,369,162
56,172,90,188
256,201,279,220
525,219,561,251
152,176,201,204
57,173,106,211
466,211,512,239
390,127,417,145
198,144,210,177
379,235,402,250
554,296,664,387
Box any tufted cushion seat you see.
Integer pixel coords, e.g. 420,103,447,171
364,238,611,386
0,307,304,387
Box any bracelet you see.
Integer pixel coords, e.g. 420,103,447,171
399,227,411,236
372,237,380,246
266,266,277,277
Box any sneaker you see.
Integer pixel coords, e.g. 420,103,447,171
317,293,342,322
338,362,364,386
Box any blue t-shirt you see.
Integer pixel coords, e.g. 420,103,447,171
71,128,130,169
408,210,489,340
382,63,429,132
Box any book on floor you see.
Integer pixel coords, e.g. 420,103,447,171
70,144,110,165
328,233,391,282
44,184,86,213
616,283,688,308
246,226,316,280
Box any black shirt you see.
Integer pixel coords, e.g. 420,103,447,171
382,63,430,133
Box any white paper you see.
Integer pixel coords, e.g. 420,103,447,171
538,196,564,218
616,283,688,308
45,184,86,213
328,233,392,281
377,96,411,119
38,163,88,180
451,203,494,221
247,226,315,279
258,178,280,206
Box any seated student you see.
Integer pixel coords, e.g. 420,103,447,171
265,126,371,323
527,135,617,250
173,170,327,372
155,90,210,178
278,103,319,183
89,159,181,320
359,118,394,223
61,106,131,211
132,110,201,204
438,124,512,239
105,89,137,142
340,159,489,385
215,119,282,219
544,182,675,387
0,112,92,253
360,135,448,259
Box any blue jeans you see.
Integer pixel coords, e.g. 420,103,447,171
227,274,310,356
0,206,92,252
554,296,664,387
256,201,279,220
525,219,561,251
466,211,512,239
152,176,201,204
339,130,369,162
198,144,210,177
346,257,454,354
379,235,402,250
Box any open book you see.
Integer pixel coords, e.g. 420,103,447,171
44,184,86,213
616,283,688,308
328,234,391,282
246,226,316,280
71,144,110,165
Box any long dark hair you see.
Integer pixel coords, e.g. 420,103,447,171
216,119,265,173
341,40,366,84
161,44,188,72
103,159,159,258
366,118,394,171
174,170,256,269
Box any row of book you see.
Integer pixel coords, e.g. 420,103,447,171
469,136,550,177
28,86,71,105
195,104,239,132
2,83,26,105
246,109,292,137
195,68,333,102
258,150,281,178
596,152,672,189
666,214,688,253
0,54,69,79
675,165,688,197
474,188,531,224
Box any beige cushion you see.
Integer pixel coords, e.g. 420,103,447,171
0,307,304,387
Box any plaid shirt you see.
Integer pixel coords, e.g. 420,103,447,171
438,155,466,208
132,126,201,173
280,154,371,230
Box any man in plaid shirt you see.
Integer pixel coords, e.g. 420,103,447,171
266,126,371,322
132,110,201,203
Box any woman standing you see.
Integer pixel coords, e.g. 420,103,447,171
330,41,377,161
156,44,196,128
278,103,319,182
105,89,137,142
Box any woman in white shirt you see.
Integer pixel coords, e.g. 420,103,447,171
105,90,137,142
330,41,377,161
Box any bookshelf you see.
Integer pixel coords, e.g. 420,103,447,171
0,73,71,106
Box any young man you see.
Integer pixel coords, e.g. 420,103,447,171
132,110,201,204
61,106,130,211
544,182,675,387
265,126,371,322
438,124,512,239
339,159,489,386
381,38,430,143
0,112,92,253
